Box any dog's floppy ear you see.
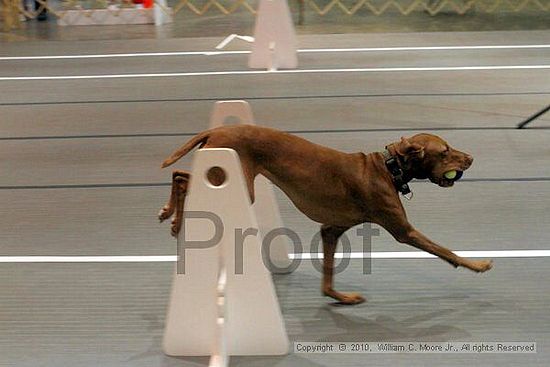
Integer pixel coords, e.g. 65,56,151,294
396,137,425,161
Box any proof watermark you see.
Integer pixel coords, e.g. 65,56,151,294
294,342,537,354
176,210,379,275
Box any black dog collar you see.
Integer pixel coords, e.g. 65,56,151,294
382,149,412,196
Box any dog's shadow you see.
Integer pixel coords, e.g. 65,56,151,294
273,271,482,342
305,304,472,342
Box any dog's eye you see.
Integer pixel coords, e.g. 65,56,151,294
441,147,450,155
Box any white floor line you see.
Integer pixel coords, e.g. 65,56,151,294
1,44,549,61
0,51,249,61
301,45,550,53
292,250,550,259
1,250,549,263
1,64,549,81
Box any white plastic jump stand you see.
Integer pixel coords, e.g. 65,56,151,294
209,100,293,273
163,149,290,366
249,0,298,70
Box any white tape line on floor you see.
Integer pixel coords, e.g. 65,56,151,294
1,250,549,263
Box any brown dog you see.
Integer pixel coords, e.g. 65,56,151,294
159,125,493,305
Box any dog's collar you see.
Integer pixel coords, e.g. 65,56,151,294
382,148,412,197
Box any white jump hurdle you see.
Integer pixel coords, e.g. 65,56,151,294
163,101,292,366
215,0,297,70
249,0,298,70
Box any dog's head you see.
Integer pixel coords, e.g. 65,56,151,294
388,133,473,188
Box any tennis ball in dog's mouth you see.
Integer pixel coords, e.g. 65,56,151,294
444,170,457,180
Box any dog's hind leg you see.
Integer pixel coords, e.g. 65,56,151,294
160,155,256,237
321,224,365,305
158,170,190,237
159,170,189,222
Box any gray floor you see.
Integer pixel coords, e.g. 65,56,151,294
1,30,550,366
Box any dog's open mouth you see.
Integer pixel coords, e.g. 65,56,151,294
438,170,463,187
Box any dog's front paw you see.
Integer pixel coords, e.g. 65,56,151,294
466,259,493,273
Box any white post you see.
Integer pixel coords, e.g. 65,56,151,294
163,148,290,364
249,0,298,70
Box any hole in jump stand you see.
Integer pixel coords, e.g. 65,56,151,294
206,166,227,187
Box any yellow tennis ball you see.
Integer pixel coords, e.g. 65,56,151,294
444,170,457,180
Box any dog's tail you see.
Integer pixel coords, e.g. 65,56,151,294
161,130,210,168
